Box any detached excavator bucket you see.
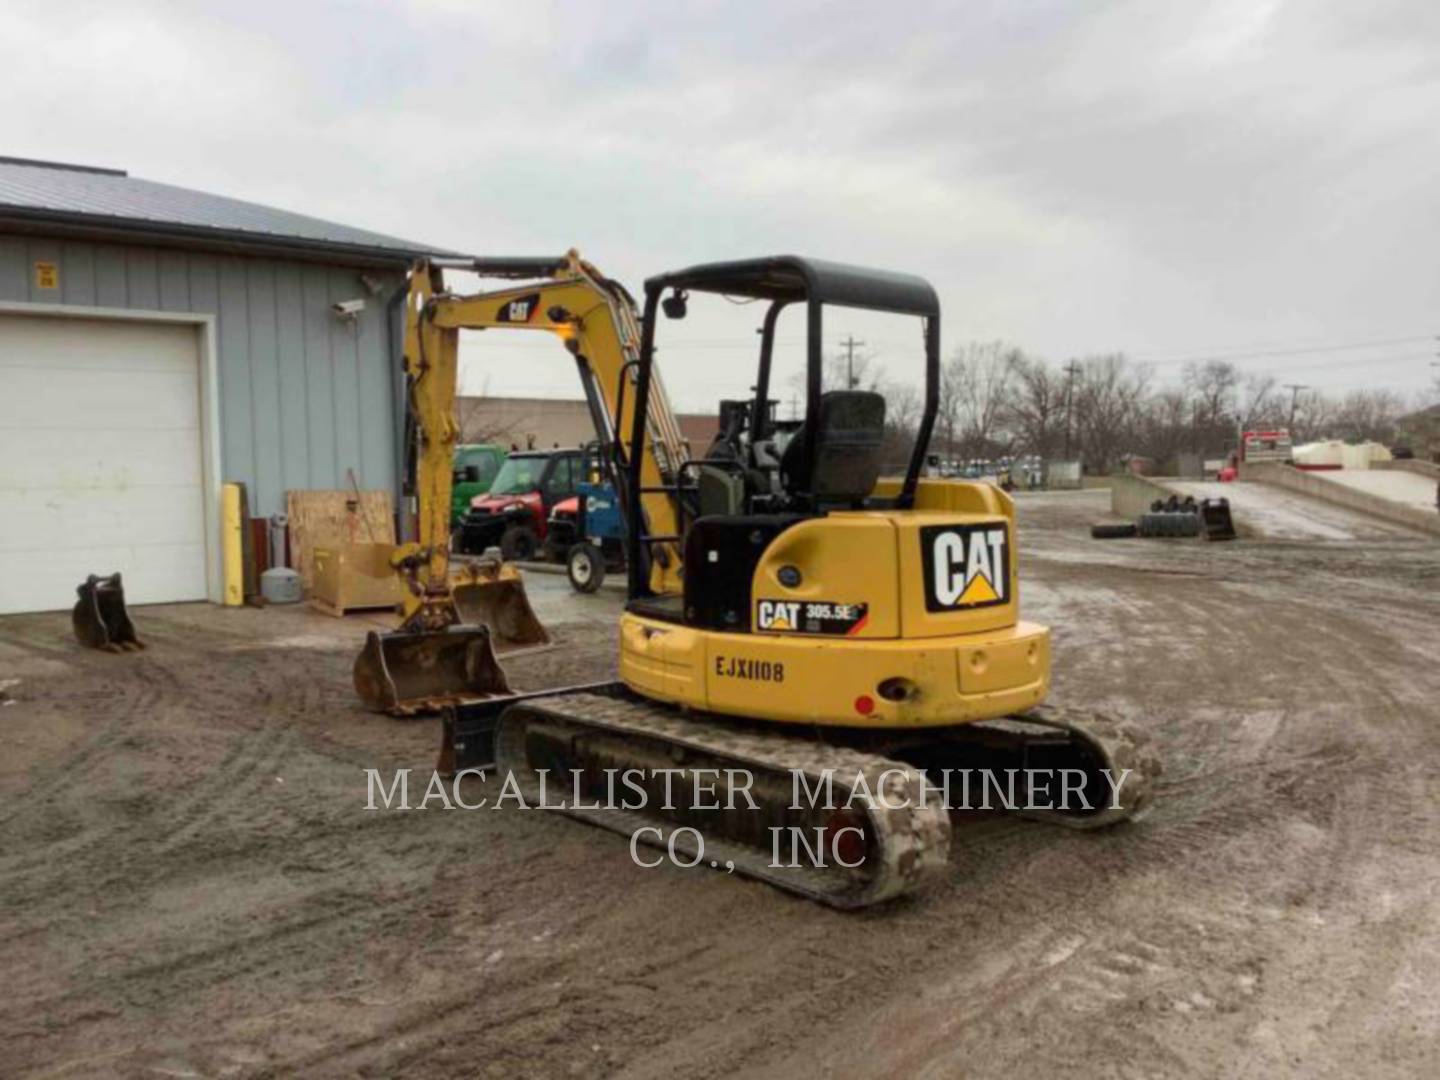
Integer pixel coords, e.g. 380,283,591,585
353,625,513,716
451,567,550,651
72,573,144,652
1199,497,1237,541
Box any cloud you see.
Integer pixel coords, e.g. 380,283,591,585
3,0,1436,405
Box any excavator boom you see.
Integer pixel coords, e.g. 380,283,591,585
354,252,685,715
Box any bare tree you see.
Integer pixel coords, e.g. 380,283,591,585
1134,387,1190,470
1239,374,1280,429
1329,389,1405,443
1182,360,1241,456
1288,389,1334,443
880,381,923,469
1005,355,1065,461
943,341,1019,462
1074,354,1149,472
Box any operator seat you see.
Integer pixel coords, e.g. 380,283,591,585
779,390,887,507
645,390,887,633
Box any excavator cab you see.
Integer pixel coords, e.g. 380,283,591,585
621,257,942,612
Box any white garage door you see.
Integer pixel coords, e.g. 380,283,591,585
0,314,209,615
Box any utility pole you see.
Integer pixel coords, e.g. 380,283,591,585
839,335,865,389
1283,383,1310,433
1062,360,1081,459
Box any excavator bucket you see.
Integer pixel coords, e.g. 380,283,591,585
451,563,550,651
1198,497,1237,541
353,625,513,716
72,573,144,652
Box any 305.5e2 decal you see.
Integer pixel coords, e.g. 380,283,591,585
755,599,869,636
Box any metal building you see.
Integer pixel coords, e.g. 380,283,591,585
0,155,455,614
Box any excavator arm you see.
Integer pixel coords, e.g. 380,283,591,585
355,251,687,714
405,251,687,608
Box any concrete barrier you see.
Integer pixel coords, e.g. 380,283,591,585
1110,473,1180,520
1242,461,1440,538
1375,459,1440,482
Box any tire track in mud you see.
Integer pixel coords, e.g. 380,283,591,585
0,642,376,971
0,652,269,882
253,962,572,1079
0,884,435,1042
0,609,477,1074
1091,579,1404,923
0,657,167,833
269,900,776,1078
0,651,358,924
1,805,557,1070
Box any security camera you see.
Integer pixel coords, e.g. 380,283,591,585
332,298,366,319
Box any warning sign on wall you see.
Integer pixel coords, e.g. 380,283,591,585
34,262,59,290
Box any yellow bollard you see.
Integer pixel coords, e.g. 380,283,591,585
222,483,244,606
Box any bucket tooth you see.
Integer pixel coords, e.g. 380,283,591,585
72,574,144,653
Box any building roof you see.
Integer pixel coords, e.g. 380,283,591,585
0,155,461,265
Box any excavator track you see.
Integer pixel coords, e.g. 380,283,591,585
493,691,953,909
886,704,1162,830
1004,704,1162,828
478,693,1160,909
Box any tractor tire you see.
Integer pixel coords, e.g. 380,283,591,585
1090,523,1139,540
500,524,539,562
1137,513,1201,539
567,542,606,593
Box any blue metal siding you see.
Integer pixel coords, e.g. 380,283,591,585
0,233,402,518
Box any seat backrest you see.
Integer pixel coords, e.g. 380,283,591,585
779,390,886,505
696,464,745,518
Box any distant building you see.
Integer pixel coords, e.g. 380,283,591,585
676,412,720,449
1396,404,1440,462
458,395,718,454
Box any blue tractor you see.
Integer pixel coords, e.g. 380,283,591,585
545,445,627,593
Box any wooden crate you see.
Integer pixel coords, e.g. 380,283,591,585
285,489,396,596
310,543,404,617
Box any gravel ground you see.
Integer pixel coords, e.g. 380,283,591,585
1,490,1437,1078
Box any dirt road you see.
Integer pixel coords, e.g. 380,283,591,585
2,491,1437,1078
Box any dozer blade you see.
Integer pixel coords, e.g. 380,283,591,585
72,573,144,653
353,625,512,716
1198,497,1237,541
452,576,550,650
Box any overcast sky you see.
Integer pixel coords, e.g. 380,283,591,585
5,0,1438,410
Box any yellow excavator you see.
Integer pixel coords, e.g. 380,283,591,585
369,252,1160,908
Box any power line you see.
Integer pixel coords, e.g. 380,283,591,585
1127,332,1437,367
